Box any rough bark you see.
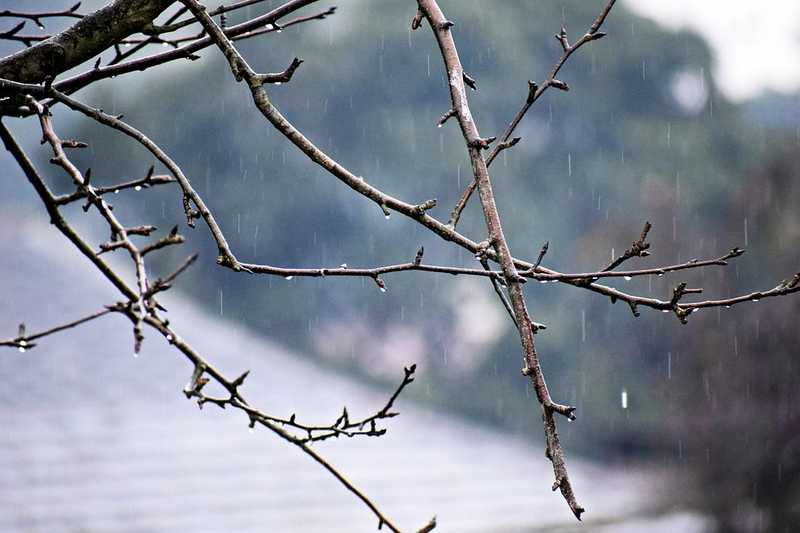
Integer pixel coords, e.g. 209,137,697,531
0,0,174,84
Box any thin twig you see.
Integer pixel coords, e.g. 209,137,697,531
0,308,114,350
52,0,333,96
603,221,651,271
1,108,420,533
447,0,616,229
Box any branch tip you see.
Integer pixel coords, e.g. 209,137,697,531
526,80,539,103
417,516,437,533
414,246,425,266
462,72,477,90
437,108,456,127
411,9,424,30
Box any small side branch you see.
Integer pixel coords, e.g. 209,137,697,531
446,0,617,229
0,3,85,25
603,221,651,271
0,308,115,351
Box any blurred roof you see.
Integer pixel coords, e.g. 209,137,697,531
0,212,705,532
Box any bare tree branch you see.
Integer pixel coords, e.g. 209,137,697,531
0,307,114,351
414,0,582,518
446,0,616,229
3,0,799,527
0,0,174,84
0,114,419,532
0,3,85,24
52,0,331,97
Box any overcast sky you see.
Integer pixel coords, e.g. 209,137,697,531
624,0,800,101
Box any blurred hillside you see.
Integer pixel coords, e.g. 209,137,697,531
2,1,799,531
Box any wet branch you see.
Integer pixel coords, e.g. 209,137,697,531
186,364,419,444
52,0,334,97
415,0,582,518
3,0,800,527
0,308,114,351
446,0,616,229
0,108,420,532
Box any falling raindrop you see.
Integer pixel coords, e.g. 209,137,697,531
744,217,749,247
581,309,586,342
621,388,628,409
667,352,672,379
567,152,572,176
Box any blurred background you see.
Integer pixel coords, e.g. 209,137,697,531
1,1,799,531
